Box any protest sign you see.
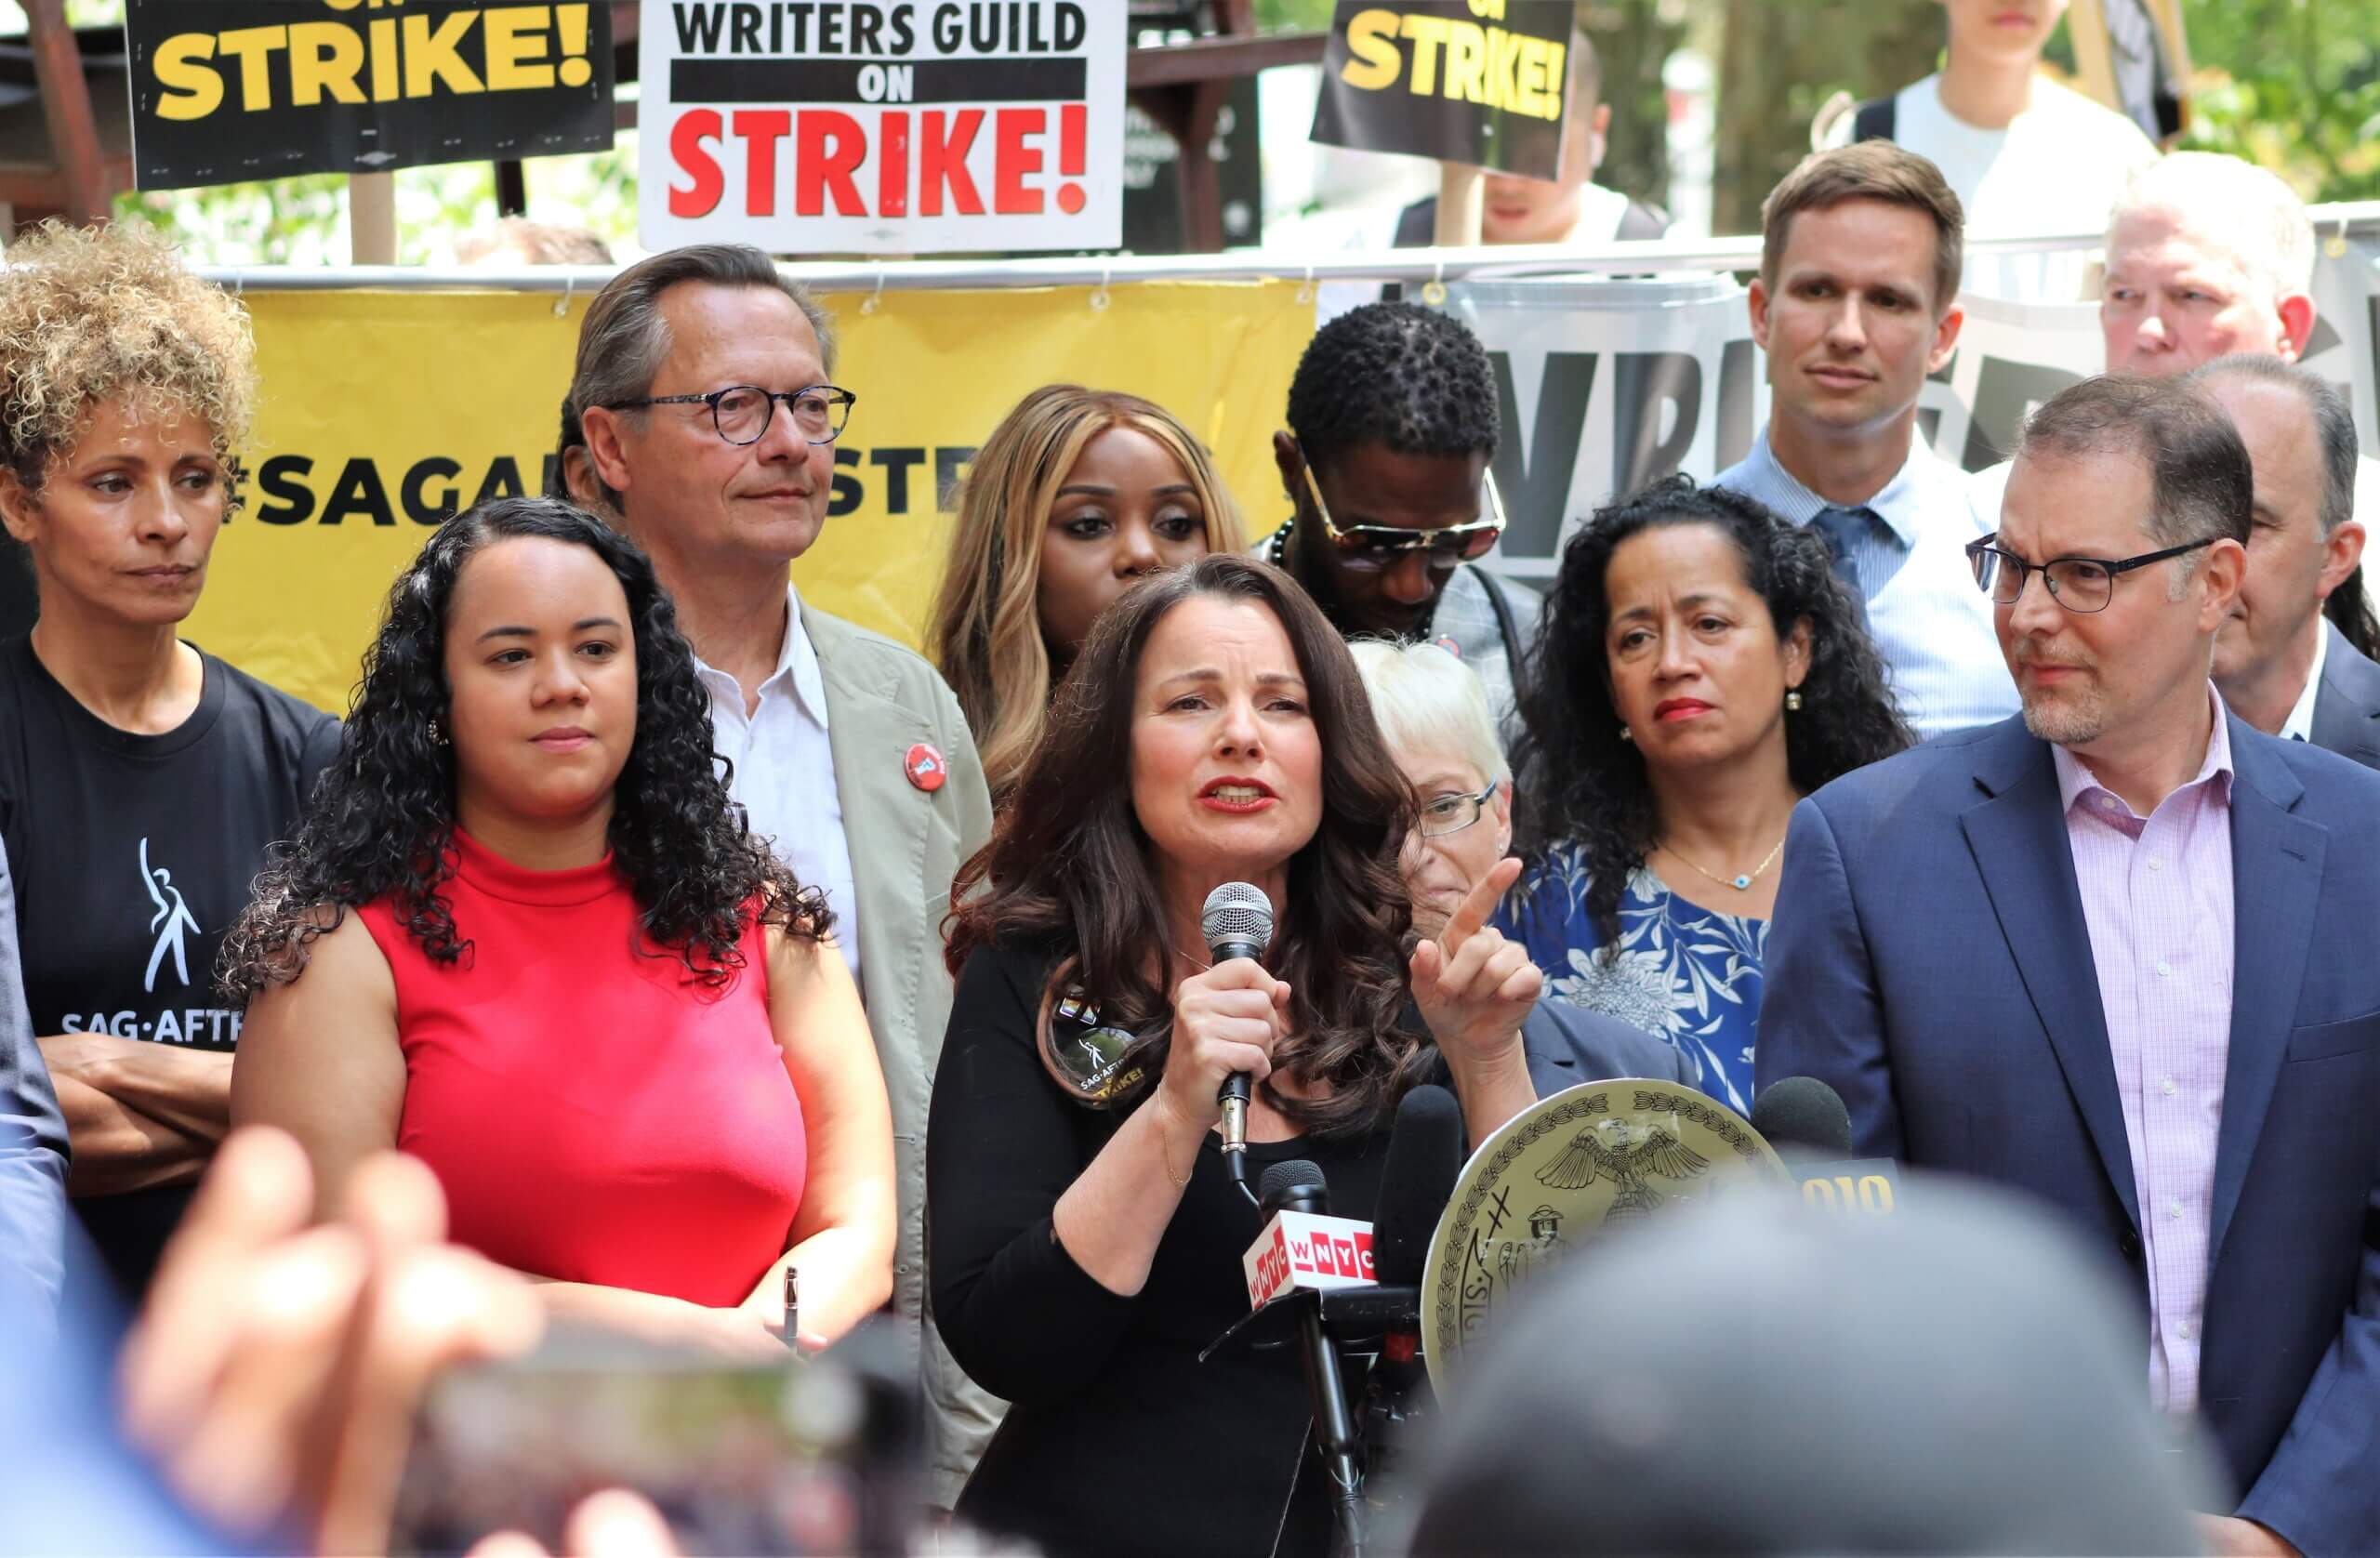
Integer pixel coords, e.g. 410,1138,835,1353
1447,230,2380,575
640,0,1127,254
1309,0,1573,179
162,280,1306,715
1446,276,1757,578
126,0,614,187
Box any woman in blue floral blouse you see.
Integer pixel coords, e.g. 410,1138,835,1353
1496,478,1913,1112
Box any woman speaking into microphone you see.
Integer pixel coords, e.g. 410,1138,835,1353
929,554,1543,1557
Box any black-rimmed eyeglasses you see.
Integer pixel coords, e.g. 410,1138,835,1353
605,385,856,446
1964,535,2214,614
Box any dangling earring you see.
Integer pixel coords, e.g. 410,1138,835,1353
1785,692,1803,712
1619,723,1633,743
429,718,448,746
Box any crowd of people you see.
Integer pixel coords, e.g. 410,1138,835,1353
0,46,2376,1557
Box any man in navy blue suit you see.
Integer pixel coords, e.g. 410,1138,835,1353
1756,375,2380,1558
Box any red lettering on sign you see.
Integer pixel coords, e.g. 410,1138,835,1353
668,108,724,218
994,106,1045,215
919,109,984,217
1056,102,1086,214
795,111,868,217
879,110,910,219
1332,1236,1356,1275
732,110,791,218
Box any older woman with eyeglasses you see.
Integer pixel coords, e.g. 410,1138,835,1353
1264,302,1539,734
1349,641,1693,1114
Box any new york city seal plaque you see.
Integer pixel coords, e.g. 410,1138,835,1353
1420,1081,1790,1397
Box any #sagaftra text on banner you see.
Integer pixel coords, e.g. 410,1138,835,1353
641,0,1126,254
178,281,1311,718
126,0,615,188
1309,0,1572,180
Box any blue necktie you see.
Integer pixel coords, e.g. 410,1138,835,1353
1809,505,1877,625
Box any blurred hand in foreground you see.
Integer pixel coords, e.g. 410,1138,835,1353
118,1128,544,1554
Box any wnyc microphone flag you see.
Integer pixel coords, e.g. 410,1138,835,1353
640,0,1127,253
1245,1208,1377,1308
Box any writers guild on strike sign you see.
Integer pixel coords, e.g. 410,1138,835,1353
641,0,1128,254
126,0,615,188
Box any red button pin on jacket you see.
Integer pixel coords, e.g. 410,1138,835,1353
905,742,946,792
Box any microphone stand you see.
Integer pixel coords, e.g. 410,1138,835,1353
1297,1301,1368,1558
1206,1284,1425,1558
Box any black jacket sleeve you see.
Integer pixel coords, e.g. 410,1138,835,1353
927,944,1138,1406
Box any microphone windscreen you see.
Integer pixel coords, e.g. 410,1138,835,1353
1373,1083,1464,1287
1259,1157,1329,1216
1201,881,1275,957
1752,1076,1855,1160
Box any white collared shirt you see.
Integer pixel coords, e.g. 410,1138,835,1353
693,583,860,983
2281,619,2330,744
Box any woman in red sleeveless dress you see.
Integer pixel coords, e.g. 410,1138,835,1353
223,497,893,1355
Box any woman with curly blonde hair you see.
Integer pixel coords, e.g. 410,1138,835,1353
0,221,338,1299
929,386,1244,800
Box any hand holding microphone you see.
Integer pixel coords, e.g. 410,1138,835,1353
1162,957,1291,1135
1170,882,1289,1208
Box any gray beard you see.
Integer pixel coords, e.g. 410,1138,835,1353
2020,694,2106,749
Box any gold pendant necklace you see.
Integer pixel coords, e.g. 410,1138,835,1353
1660,835,1787,892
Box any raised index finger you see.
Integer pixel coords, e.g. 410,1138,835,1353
1441,856,1524,956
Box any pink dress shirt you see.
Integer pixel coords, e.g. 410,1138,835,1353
2051,688,2235,1416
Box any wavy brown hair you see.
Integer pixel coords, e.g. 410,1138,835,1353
929,384,1245,801
945,554,1424,1139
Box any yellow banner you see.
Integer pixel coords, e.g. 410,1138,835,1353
187,279,1314,716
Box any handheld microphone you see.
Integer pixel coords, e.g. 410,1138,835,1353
1201,881,1276,1208
1752,1076,1901,1216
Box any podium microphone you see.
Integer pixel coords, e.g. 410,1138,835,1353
1750,1076,1854,1162
1259,1161,1368,1555
1372,1083,1464,1289
1359,1083,1463,1501
1753,1076,1903,1216
1202,881,1276,1208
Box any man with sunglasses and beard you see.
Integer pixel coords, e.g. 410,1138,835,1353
1266,303,1537,734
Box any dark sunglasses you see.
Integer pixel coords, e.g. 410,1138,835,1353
1300,460,1505,570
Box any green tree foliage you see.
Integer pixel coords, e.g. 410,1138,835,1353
2178,0,2380,202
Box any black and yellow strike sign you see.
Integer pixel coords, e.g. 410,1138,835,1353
126,0,615,189
1308,0,1572,180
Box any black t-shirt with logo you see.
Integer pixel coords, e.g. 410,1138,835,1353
0,633,339,1296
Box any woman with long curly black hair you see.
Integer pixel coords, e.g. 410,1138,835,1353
1498,477,1914,1114
224,495,893,1356
929,554,1547,1558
